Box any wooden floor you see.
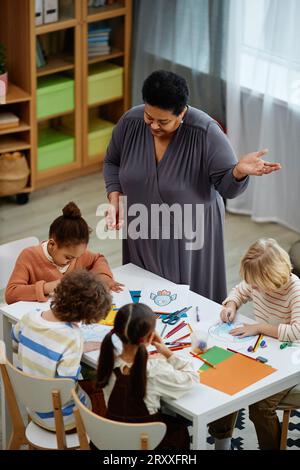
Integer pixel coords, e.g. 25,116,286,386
0,170,300,448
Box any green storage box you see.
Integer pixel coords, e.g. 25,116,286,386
38,128,74,171
88,63,123,105
37,76,74,119
88,118,115,158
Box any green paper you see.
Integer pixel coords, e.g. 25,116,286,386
199,346,234,371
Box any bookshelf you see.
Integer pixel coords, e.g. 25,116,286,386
0,0,132,201
81,0,132,166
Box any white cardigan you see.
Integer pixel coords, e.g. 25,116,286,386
103,353,199,415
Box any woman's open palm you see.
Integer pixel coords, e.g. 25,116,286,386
237,149,281,177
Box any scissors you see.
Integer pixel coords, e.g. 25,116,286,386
162,306,192,325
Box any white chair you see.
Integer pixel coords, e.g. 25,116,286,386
0,341,80,450
0,236,39,290
71,389,167,450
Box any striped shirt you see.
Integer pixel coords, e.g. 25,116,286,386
223,274,300,342
12,310,91,431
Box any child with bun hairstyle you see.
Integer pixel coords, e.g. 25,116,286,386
5,201,123,304
12,269,112,431
96,303,198,449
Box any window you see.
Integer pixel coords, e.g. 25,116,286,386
240,0,300,105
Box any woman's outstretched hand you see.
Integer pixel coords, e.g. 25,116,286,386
233,149,281,180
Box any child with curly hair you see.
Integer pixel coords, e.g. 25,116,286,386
12,269,112,431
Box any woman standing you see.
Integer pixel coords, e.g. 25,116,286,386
104,70,281,303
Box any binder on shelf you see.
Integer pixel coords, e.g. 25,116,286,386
43,0,59,24
35,0,43,26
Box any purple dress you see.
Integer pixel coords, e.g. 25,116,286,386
104,105,249,303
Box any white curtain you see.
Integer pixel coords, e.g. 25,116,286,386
226,0,300,233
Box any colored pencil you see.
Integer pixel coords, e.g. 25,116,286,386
227,347,259,362
165,341,191,346
172,333,190,342
253,334,264,352
187,323,193,334
169,344,191,352
165,321,187,339
189,351,216,369
160,323,168,338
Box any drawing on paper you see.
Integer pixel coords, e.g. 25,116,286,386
80,324,111,342
208,322,255,343
150,289,177,307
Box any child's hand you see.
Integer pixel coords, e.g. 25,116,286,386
83,341,101,353
44,279,60,295
108,279,125,293
220,302,237,323
152,332,173,359
230,323,260,338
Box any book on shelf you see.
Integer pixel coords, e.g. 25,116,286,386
88,0,107,7
88,23,111,57
88,49,111,57
88,37,110,43
0,112,20,130
36,37,47,68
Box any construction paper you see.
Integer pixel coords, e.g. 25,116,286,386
200,353,277,395
130,290,141,303
199,346,234,371
99,305,118,326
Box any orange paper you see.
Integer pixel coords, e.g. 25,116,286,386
200,353,277,395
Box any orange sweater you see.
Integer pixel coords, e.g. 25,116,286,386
5,244,113,304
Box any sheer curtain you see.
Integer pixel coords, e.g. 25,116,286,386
226,0,300,232
131,0,229,125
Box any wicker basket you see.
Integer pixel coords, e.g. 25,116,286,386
0,152,30,196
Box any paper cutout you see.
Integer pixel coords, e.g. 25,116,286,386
99,305,118,326
208,322,255,344
198,346,234,372
200,353,277,395
150,290,177,307
139,284,190,313
130,290,141,304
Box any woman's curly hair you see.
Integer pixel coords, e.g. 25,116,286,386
50,269,112,324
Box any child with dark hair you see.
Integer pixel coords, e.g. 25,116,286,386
96,303,198,449
5,201,123,304
12,269,112,431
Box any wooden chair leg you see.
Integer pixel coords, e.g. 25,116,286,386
140,434,149,450
73,408,90,450
7,430,27,450
280,409,291,450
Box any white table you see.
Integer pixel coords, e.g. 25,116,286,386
1,263,300,450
